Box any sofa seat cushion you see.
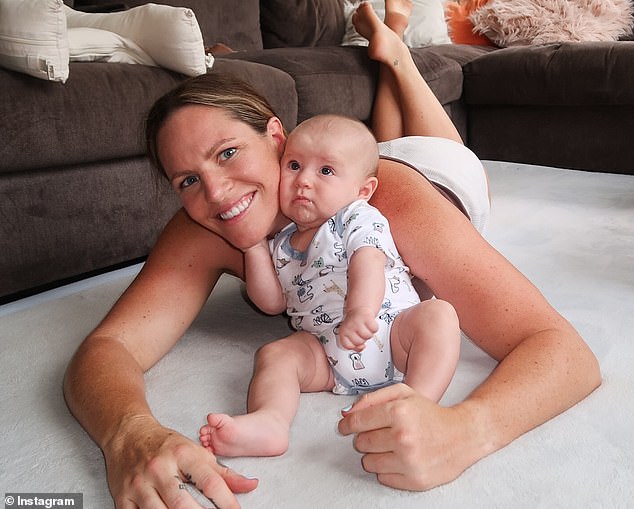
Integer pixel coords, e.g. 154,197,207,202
464,42,634,106
228,45,469,125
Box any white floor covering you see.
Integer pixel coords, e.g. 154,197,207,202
1,161,633,508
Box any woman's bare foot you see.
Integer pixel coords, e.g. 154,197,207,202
352,1,411,66
384,0,413,37
199,411,289,457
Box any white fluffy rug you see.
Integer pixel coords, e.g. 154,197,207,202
1,162,633,508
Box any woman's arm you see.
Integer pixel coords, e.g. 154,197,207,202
243,239,286,315
343,164,601,490
338,246,386,351
64,210,257,508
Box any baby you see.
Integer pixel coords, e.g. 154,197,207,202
200,114,461,457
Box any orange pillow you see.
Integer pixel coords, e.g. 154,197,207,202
445,0,497,46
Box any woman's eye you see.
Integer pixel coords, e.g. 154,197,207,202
220,148,237,161
320,166,334,176
180,175,199,189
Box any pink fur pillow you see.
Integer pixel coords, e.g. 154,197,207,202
469,0,634,47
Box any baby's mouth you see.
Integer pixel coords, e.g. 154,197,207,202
219,193,254,220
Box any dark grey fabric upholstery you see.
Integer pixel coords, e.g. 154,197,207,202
2,0,633,301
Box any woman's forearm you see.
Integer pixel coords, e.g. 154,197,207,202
63,334,154,451
458,326,601,460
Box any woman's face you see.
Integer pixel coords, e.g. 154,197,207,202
158,105,287,250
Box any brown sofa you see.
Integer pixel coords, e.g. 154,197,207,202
1,0,632,302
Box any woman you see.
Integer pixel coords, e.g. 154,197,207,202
63,2,600,508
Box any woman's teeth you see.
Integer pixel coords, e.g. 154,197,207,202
220,195,253,220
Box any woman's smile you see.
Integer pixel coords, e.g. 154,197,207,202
218,192,255,221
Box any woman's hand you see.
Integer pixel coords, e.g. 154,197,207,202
105,415,258,508
337,383,479,491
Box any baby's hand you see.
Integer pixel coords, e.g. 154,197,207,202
241,238,269,254
338,307,379,352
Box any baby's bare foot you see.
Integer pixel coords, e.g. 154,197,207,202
199,412,289,457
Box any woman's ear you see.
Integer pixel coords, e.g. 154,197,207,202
267,116,287,156
358,176,379,201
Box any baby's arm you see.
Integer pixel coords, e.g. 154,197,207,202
338,246,386,351
244,239,287,315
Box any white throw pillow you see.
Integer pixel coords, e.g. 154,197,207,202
64,3,208,76
342,0,451,48
69,27,156,65
0,0,69,82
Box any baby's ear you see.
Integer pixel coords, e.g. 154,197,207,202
358,176,378,200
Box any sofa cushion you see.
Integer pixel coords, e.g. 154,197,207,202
260,0,345,48
0,58,297,175
0,0,69,83
228,45,467,125
65,3,209,76
211,58,298,131
463,42,634,106
122,0,263,50
0,63,184,174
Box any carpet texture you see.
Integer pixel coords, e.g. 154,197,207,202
1,161,633,508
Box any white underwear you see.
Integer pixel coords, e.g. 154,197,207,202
378,136,490,233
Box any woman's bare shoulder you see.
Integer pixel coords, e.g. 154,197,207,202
148,209,245,278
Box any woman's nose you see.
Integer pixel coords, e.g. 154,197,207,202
202,174,229,203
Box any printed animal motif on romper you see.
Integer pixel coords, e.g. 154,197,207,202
364,235,382,250
333,242,346,262
388,275,402,294
349,352,365,370
323,280,346,299
311,257,325,269
372,335,385,352
373,221,385,233
318,264,335,277
379,310,397,326
311,305,334,327
292,274,314,303
275,257,291,269
328,212,359,238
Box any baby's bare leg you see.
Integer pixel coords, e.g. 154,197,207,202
199,331,334,457
390,299,461,402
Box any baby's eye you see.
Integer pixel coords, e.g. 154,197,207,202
289,160,301,171
320,166,334,176
220,148,237,161
180,175,199,189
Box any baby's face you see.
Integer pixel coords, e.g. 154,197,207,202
279,130,370,231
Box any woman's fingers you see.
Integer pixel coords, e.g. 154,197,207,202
338,383,413,434
177,450,258,509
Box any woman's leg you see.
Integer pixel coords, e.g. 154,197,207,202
199,331,334,457
353,0,462,143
